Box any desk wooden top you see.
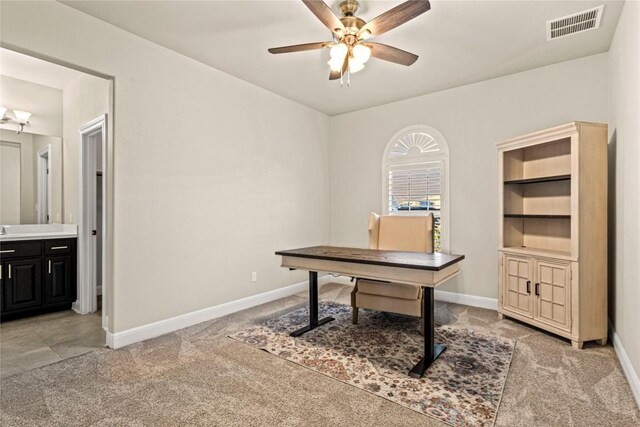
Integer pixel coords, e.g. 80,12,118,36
275,246,465,271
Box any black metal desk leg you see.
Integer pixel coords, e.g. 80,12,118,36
409,286,446,378
290,271,335,337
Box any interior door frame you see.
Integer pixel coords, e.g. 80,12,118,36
74,114,109,331
36,145,51,224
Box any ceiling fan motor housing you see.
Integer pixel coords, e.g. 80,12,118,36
340,16,366,32
338,0,365,35
339,0,360,17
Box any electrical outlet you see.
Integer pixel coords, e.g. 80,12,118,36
251,272,257,282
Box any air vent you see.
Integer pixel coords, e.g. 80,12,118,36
547,5,604,41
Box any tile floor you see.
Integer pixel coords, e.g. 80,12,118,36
0,309,105,378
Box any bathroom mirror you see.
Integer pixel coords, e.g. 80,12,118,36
0,129,63,224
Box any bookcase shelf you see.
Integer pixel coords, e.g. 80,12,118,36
499,246,573,260
503,174,571,185
503,214,570,219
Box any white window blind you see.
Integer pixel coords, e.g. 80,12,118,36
387,162,443,250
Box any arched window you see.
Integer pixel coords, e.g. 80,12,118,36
382,125,450,251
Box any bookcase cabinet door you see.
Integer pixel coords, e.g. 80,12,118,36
502,255,533,317
534,260,571,332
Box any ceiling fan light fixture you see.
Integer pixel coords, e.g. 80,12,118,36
328,57,344,72
349,58,365,74
352,44,371,63
329,42,348,60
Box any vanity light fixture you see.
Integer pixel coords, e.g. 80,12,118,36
0,107,32,134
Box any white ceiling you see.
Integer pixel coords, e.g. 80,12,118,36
0,47,83,90
60,0,623,115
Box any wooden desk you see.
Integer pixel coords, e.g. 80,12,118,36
275,246,465,378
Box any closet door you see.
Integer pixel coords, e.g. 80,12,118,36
534,260,571,332
502,254,533,317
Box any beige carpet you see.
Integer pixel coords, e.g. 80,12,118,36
1,283,639,426
231,301,515,426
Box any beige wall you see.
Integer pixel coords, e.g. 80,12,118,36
608,0,640,383
329,54,608,299
1,1,331,332
0,75,62,137
62,74,110,224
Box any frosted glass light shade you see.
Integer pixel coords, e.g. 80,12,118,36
329,43,348,60
13,110,31,123
352,44,371,63
349,59,365,74
328,57,344,72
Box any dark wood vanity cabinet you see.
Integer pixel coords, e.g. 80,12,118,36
3,258,42,312
0,239,76,321
44,255,74,305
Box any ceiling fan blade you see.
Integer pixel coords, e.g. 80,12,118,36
368,42,418,66
329,69,341,80
360,0,431,38
268,42,330,54
329,55,349,80
302,0,346,35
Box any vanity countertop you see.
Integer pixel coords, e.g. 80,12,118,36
0,224,78,242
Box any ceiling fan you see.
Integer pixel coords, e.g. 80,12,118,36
268,0,431,83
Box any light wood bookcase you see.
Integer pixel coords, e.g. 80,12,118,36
497,122,608,349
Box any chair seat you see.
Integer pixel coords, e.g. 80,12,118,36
357,279,420,300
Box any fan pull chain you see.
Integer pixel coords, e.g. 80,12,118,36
338,61,351,87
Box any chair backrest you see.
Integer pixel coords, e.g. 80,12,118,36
368,212,434,253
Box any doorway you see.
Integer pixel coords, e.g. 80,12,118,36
74,114,109,331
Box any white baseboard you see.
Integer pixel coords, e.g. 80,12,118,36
106,275,334,349
106,276,497,350
608,320,640,408
434,289,498,310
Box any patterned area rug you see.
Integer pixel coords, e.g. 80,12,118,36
230,301,515,427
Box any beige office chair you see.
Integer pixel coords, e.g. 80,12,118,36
351,212,434,334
